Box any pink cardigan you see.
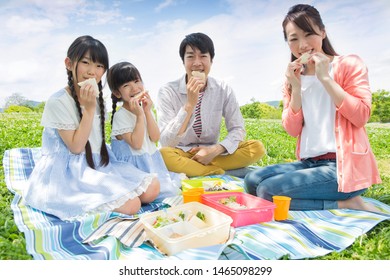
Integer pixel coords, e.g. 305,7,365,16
282,54,382,193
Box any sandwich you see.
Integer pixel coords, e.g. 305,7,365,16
191,71,206,81
300,52,311,64
78,78,99,96
133,91,145,100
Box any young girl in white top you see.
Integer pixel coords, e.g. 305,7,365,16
24,36,160,221
107,62,181,200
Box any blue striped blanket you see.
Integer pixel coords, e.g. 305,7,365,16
3,148,390,260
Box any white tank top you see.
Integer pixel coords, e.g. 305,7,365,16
299,65,336,159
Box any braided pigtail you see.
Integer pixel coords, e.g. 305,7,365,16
67,71,96,169
110,93,119,126
98,83,109,167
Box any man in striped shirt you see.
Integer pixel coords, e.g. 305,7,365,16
157,33,265,178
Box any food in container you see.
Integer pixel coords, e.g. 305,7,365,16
140,202,233,255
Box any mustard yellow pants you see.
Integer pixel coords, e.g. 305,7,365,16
160,140,265,177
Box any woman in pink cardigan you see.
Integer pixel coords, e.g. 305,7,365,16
244,4,381,211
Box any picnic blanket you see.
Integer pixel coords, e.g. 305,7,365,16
3,147,390,260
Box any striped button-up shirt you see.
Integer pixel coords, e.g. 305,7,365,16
157,75,245,154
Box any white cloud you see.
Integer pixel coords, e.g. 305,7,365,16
155,0,177,13
1,0,389,109
5,15,54,34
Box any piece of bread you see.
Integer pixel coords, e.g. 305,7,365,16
133,91,144,100
77,78,99,96
300,53,310,64
191,71,206,81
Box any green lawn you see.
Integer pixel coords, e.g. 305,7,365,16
0,113,389,260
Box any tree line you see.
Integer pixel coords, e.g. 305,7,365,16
240,89,390,123
3,90,390,123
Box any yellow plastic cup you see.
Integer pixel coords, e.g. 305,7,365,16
182,188,204,203
272,196,291,221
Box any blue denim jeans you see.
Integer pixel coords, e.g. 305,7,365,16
244,159,367,210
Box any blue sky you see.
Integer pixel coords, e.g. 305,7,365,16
1,0,389,108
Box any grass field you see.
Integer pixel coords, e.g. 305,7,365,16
0,113,389,260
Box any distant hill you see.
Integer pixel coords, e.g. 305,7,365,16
25,100,42,107
0,100,43,112
241,100,281,108
265,100,281,108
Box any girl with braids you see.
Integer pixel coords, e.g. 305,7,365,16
24,36,160,221
245,4,381,212
107,62,181,201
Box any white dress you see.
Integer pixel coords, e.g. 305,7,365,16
24,89,156,221
111,107,181,200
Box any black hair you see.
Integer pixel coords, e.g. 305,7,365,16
282,4,338,61
66,35,109,168
106,62,143,125
179,32,215,62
